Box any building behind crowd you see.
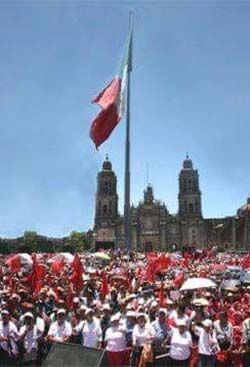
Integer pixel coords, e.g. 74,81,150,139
93,155,250,252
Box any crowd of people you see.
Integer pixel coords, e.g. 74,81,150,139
0,247,250,367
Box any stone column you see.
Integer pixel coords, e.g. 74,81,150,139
160,221,166,252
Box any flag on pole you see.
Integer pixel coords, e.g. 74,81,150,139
90,27,133,148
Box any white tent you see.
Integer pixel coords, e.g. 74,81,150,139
180,277,217,291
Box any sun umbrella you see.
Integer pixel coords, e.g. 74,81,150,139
18,253,33,265
94,252,111,261
242,272,250,284
48,253,74,264
180,277,217,291
221,279,241,291
192,298,209,307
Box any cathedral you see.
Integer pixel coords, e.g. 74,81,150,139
93,155,250,252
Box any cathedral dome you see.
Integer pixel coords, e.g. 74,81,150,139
240,197,250,213
183,154,193,169
102,155,112,171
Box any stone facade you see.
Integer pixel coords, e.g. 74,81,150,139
93,155,250,252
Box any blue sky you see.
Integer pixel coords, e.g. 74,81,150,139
1,1,250,238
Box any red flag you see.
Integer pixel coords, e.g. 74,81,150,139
90,28,132,148
66,283,75,309
241,253,250,269
100,272,109,299
174,271,185,288
52,258,65,275
71,253,83,290
27,260,46,298
6,255,21,273
154,254,171,274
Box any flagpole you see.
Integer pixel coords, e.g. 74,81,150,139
124,12,133,252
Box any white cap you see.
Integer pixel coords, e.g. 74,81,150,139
202,319,213,327
158,308,168,316
137,312,147,319
80,305,87,311
86,308,94,315
176,319,186,327
57,308,66,315
24,312,34,319
103,304,111,311
73,297,79,303
1,310,10,315
126,311,137,318
110,312,121,322
151,301,158,308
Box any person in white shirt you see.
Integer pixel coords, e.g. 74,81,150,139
213,312,232,349
131,313,156,367
19,312,43,364
169,319,192,367
47,309,72,344
104,313,128,367
0,310,19,365
194,319,219,367
75,308,102,349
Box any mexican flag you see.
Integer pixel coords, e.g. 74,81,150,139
90,29,132,148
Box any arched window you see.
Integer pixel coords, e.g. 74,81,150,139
183,179,187,193
195,199,199,213
188,180,192,192
189,203,194,213
103,182,108,195
109,200,112,214
103,205,107,214
108,182,112,194
184,200,187,213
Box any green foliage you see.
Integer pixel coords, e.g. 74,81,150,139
64,231,91,253
22,231,38,253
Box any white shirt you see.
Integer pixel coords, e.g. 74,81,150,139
213,320,233,342
0,321,19,356
169,328,192,361
19,325,42,353
48,321,72,342
105,325,127,352
132,323,156,346
195,326,218,355
80,319,102,348
169,311,190,328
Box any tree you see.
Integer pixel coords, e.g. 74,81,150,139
64,231,91,253
22,231,38,253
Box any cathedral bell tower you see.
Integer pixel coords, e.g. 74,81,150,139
178,154,202,218
95,155,118,226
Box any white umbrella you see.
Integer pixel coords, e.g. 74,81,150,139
18,253,33,265
48,253,74,264
180,277,217,291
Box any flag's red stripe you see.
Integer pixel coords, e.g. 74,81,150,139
90,103,120,148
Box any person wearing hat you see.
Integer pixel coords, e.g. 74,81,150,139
131,313,156,367
169,319,192,366
104,313,128,367
47,309,72,345
74,309,102,349
193,319,219,367
151,308,171,358
100,304,112,344
19,312,43,365
0,310,19,365
240,312,250,367
123,310,137,348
